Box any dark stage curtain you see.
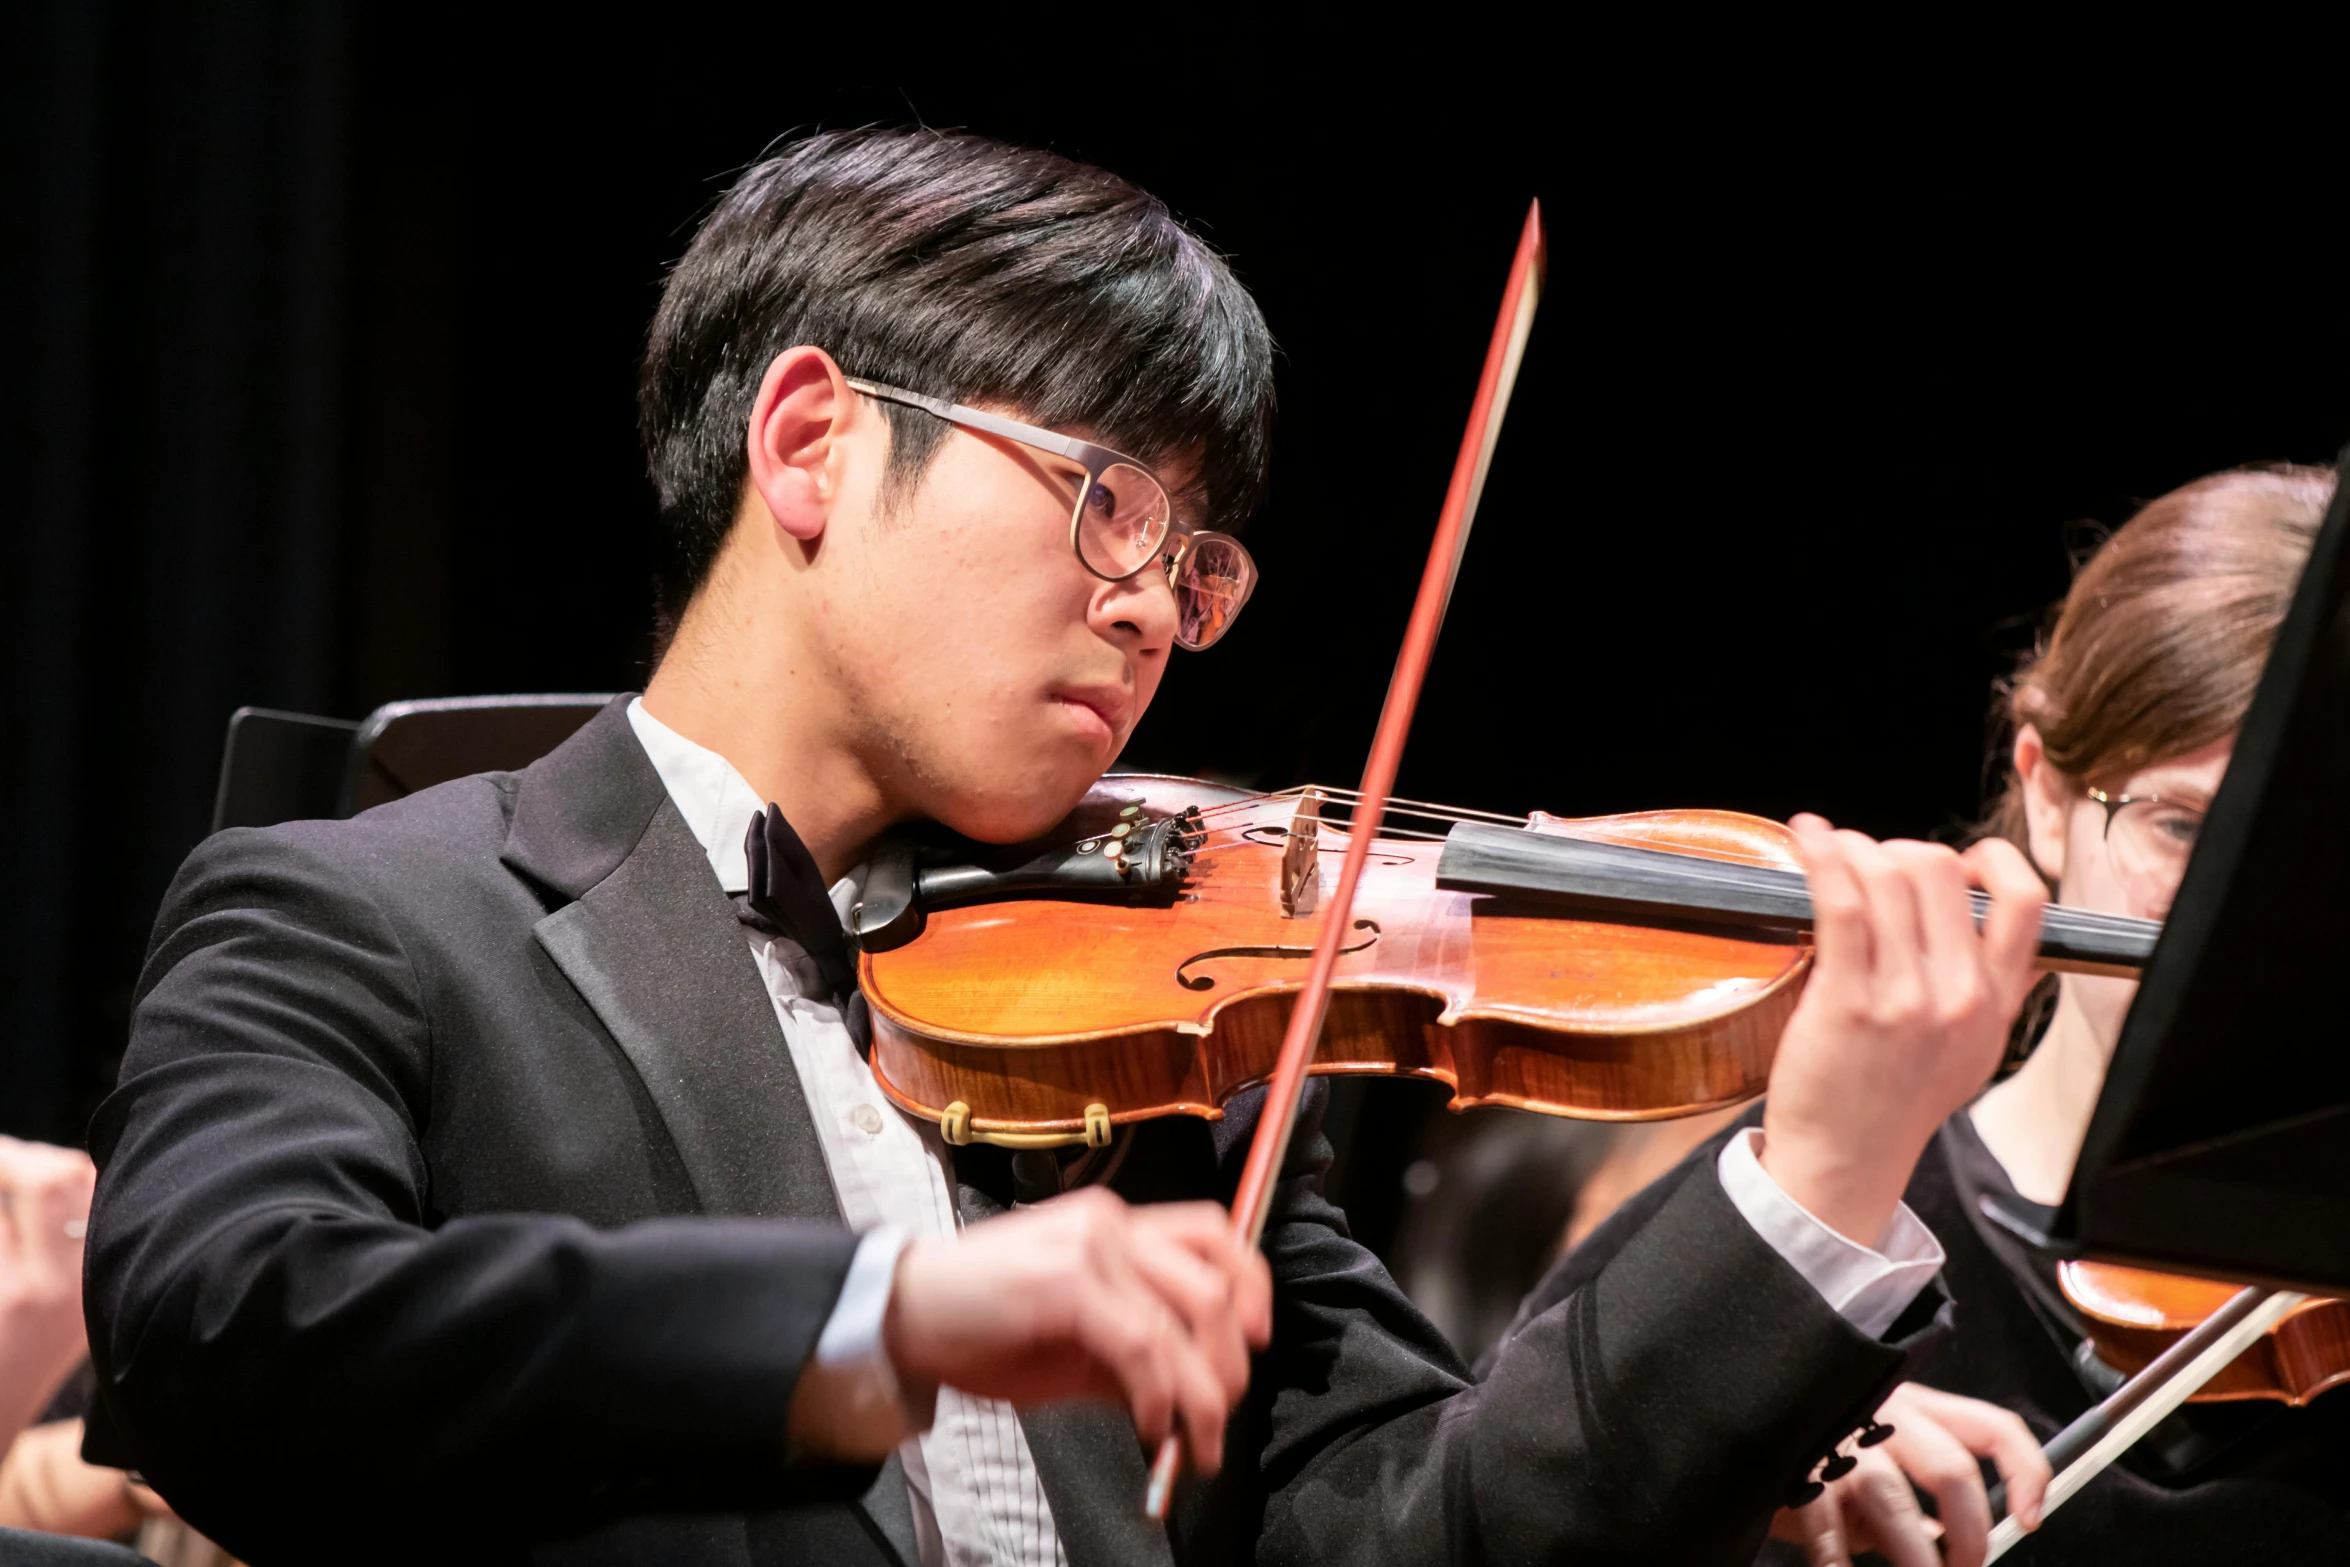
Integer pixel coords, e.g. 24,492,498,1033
2,1,668,1145
3,2,361,1141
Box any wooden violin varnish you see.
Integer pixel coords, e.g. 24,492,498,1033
2061,1261,2350,1407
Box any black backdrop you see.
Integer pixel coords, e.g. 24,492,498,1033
5,7,2344,1148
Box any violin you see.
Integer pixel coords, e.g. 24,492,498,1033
860,781,1801,1144
856,778,2162,1150
2060,1260,2350,1406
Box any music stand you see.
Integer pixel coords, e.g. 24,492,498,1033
211,707,362,833
209,695,615,834
2053,449,2350,1293
339,694,613,815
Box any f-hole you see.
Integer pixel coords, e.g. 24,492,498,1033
1175,919,1381,991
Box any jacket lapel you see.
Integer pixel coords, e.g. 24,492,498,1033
507,698,839,1222
535,798,840,1221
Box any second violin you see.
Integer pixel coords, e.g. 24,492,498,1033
2062,1261,2350,1406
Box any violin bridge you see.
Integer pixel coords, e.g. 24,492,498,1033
1281,790,1322,918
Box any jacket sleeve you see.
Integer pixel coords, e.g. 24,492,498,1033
1192,1090,1944,1567
1485,1104,1766,1370
83,828,869,1562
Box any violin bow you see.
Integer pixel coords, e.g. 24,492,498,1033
1983,1282,2305,1560
1144,200,1547,1519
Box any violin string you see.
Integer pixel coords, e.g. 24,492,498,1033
1181,789,1311,821
1340,824,1450,842
1181,813,1454,845
1301,786,1529,826
1180,825,1452,859
1208,819,1454,843
1106,782,1531,869
1177,784,1527,825
1178,787,1527,831
1197,805,1497,837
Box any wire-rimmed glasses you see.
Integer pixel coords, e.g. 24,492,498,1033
843,377,1258,650
2085,784,2205,901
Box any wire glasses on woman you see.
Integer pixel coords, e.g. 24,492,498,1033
2086,784,2205,901
843,377,1257,651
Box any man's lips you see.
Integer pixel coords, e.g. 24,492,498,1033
1052,687,1129,742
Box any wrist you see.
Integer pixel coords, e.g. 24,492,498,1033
1755,1117,1923,1247
786,1231,934,1462
879,1237,940,1393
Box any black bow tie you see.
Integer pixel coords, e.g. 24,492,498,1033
737,804,862,1018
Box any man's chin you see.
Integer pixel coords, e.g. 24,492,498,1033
928,766,1104,846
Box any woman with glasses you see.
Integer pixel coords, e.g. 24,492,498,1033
1912,464,2350,1564
1961,465,2315,1202
1526,464,2350,1565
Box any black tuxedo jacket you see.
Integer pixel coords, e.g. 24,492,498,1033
86,699,1942,1565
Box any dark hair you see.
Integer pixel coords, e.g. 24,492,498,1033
1975,463,2331,1070
638,126,1277,629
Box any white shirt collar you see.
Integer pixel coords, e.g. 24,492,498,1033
626,697,865,920
625,697,768,895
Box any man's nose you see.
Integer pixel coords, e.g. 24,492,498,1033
1095,568,1178,649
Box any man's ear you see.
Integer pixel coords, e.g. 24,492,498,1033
746,347,856,543
2015,723,2070,886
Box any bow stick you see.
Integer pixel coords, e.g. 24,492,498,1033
1983,1283,2306,1561
1144,201,1547,1519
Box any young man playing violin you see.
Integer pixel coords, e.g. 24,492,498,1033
86,127,2049,1566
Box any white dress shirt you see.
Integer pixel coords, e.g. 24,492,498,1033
623,698,1944,1562
629,700,1064,1567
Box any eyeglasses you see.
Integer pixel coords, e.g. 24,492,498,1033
2085,784,2205,899
843,377,1258,651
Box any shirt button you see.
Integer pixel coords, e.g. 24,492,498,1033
852,1104,885,1135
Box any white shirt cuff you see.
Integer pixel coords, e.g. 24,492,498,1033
1716,1128,1944,1340
788,1227,934,1460
815,1225,908,1366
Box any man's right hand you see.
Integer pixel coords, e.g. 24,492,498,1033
883,1188,1271,1474
1760,818,2047,1248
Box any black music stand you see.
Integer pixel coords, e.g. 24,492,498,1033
2052,450,2350,1293
208,695,615,833
338,695,612,815
210,707,361,833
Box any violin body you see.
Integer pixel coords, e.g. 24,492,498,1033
862,775,1812,1147
2061,1261,2350,1406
